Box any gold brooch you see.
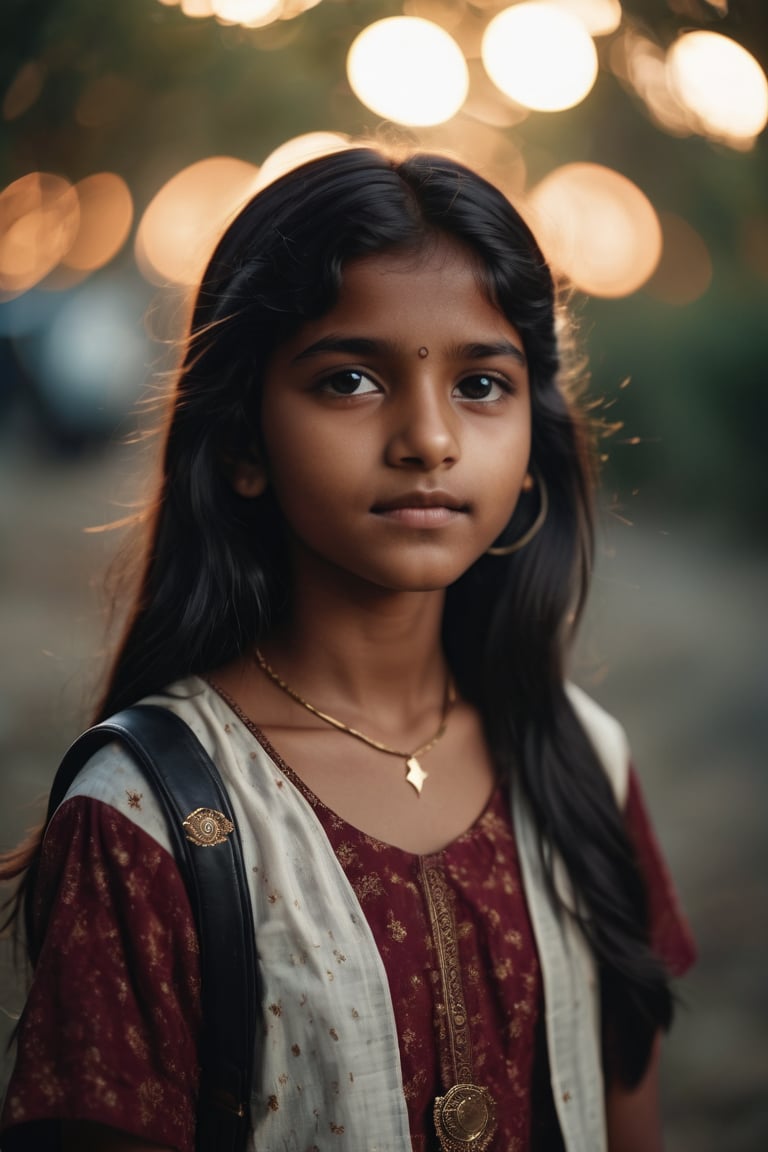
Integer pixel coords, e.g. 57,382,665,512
182,807,234,847
434,1083,497,1152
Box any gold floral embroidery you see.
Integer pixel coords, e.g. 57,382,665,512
138,1079,164,1125
420,860,474,1086
420,859,498,1151
353,873,385,902
336,841,358,868
403,1067,428,1101
493,957,515,981
387,912,407,942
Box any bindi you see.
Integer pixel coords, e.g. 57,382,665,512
417,346,429,358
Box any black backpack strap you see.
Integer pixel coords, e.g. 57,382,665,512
44,704,258,1152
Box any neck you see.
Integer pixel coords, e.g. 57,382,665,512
264,561,449,715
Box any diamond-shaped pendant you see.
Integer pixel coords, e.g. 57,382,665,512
405,756,427,795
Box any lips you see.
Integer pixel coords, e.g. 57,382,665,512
371,491,469,528
372,490,468,514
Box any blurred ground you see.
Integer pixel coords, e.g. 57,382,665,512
0,439,766,1150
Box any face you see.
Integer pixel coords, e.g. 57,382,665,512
241,236,532,596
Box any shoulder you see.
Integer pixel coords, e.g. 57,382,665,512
565,681,631,809
55,675,222,855
55,675,282,850
57,739,173,854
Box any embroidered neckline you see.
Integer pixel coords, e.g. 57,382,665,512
204,676,504,861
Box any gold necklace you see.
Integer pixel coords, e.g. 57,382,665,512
253,648,455,796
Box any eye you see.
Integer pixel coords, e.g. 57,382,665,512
319,370,380,397
454,374,509,402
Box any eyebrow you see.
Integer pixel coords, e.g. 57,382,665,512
293,336,385,362
292,334,527,366
452,340,527,366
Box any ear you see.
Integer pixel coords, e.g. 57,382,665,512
225,447,268,499
230,456,269,497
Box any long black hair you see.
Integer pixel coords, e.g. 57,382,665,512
5,146,671,1085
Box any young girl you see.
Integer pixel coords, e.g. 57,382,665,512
0,147,694,1152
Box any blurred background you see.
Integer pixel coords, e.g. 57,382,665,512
0,0,766,1147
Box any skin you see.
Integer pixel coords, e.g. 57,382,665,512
222,236,532,855
606,1034,664,1152
63,236,666,1150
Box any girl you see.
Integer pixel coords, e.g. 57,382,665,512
0,147,694,1152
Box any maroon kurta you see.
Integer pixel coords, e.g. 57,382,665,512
2,736,695,1152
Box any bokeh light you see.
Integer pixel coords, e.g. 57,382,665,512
282,0,324,14
180,0,214,17
528,162,662,297
612,29,690,137
0,173,80,300
255,132,350,189
3,61,44,121
482,2,598,113
551,0,622,36
213,0,282,26
347,17,469,127
135,156,259,286
62,174,134,273
402,0,465,32
644,211,712,305
463,58,530,129
13,278,150,434
668,31,768,145
161,0,320,19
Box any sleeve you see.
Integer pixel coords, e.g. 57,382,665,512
1,794,202,1152
623,767,697,977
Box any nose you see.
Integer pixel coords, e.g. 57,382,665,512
384,381,460,470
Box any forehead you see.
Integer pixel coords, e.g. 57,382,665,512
286,235,521,352
340,235,487,308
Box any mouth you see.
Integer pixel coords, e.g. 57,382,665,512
371,491,469,526
372,490,468,512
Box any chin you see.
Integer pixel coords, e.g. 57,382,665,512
376,564,473,594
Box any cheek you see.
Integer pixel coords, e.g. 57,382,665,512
260,420,352,527
490,416,531,484
488,429,532,526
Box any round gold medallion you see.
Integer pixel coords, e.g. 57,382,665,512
433,1083,497,1152
182,807,234,847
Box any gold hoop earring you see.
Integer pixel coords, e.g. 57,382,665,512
486,472,549,556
